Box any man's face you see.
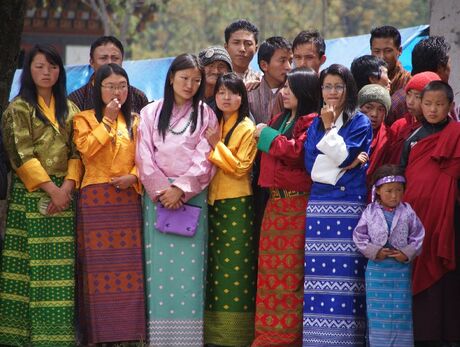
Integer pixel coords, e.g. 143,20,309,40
225,30,257,73
204,61,230,87
90,43,123,73
360,101,386,130
260,48,292,88
369,66,391,91
293,42,325,73
371,37,401,72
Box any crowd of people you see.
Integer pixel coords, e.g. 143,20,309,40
0,18,458,347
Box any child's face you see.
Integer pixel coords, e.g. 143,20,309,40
421,90,451,124
376,182,404,209
405,89,423,120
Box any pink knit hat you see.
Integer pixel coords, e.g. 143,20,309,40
405,71,441,93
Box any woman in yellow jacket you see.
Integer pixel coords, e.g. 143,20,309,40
204,72,258,346
72,63,145,345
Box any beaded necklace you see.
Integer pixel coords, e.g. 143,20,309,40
168,111,193,135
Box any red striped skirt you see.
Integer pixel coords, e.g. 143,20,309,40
77,184,146,344
252,193,307,347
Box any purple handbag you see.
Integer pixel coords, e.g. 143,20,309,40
155,203,201,237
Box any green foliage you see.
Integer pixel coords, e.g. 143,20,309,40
106,0,429,59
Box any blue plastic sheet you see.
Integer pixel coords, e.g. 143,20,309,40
9,25,428,102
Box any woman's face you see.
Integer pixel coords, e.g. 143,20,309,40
101,73,128,106
281,81,298,112
30,53,60,91
322,74,346,111
215,85,242,116
171,67,202,105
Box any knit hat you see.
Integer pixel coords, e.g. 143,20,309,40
198,46,233,71
358,84,392,115
405,71,441,93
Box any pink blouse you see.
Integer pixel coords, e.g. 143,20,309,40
136,99,217,202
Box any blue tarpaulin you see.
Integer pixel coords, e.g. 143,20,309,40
9,25,429,102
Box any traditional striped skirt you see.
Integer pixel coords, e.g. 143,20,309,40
204,196,256,346
0,175,75,347
303,197,367,347
253,191,308,347
366,258,413,347
77,183,145,344
143,190,208,347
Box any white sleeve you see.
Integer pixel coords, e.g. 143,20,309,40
316,127,348,165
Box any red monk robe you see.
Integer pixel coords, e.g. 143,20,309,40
366,123,391,199
387,112,422,165
403,121,460,295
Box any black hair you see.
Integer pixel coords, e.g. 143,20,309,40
351,55,388,91
93,63,133,138
224,19,259,44
421,80,454,104
370,25,402,48
18,44,69,128
213,72,249,145
271,67,320,139
257,36,292,69
411,36,451,76
318,64,358,129
90,36,124,59
372,164,406,193
158,53,205,140
292,30,326,57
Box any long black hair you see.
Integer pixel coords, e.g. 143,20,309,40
213,72,249,145
93,63,133,138
318,63,358,130
158,53,205,140
18,44,68,127
272,67,320,138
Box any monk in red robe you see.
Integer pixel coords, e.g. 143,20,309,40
401,81,460,345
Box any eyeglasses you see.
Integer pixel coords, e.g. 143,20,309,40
322,84,346,93
101,83,128,92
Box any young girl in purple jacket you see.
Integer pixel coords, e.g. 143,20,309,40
353,164,425,347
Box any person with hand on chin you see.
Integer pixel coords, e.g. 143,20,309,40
72,63,146,346
136,53,217,347
303,64,372,347
0,44,81,347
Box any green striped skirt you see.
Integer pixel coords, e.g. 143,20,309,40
204,196,257,346
0,175,76,347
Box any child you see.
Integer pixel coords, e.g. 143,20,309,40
387,71,441,165
401,81,460,344
353,164,425,347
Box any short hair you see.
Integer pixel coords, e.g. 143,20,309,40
224,19,259,44
214,73,249,145
93,63,133,138
421,80,454,104
19,44,69,127
372,164,406,187
257,36,291,68
319,64,358,125
411,36,451,75
90,36,124,59
370,25,402,48
351,55,388,91
292,30,326,57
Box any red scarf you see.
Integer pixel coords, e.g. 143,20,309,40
366,124,391,198
404,121,460,294
387,112,421,165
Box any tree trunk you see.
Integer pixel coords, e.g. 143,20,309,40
0,1,26,113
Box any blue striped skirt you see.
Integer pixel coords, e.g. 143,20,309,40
366,258,413,347
303,198,367,347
